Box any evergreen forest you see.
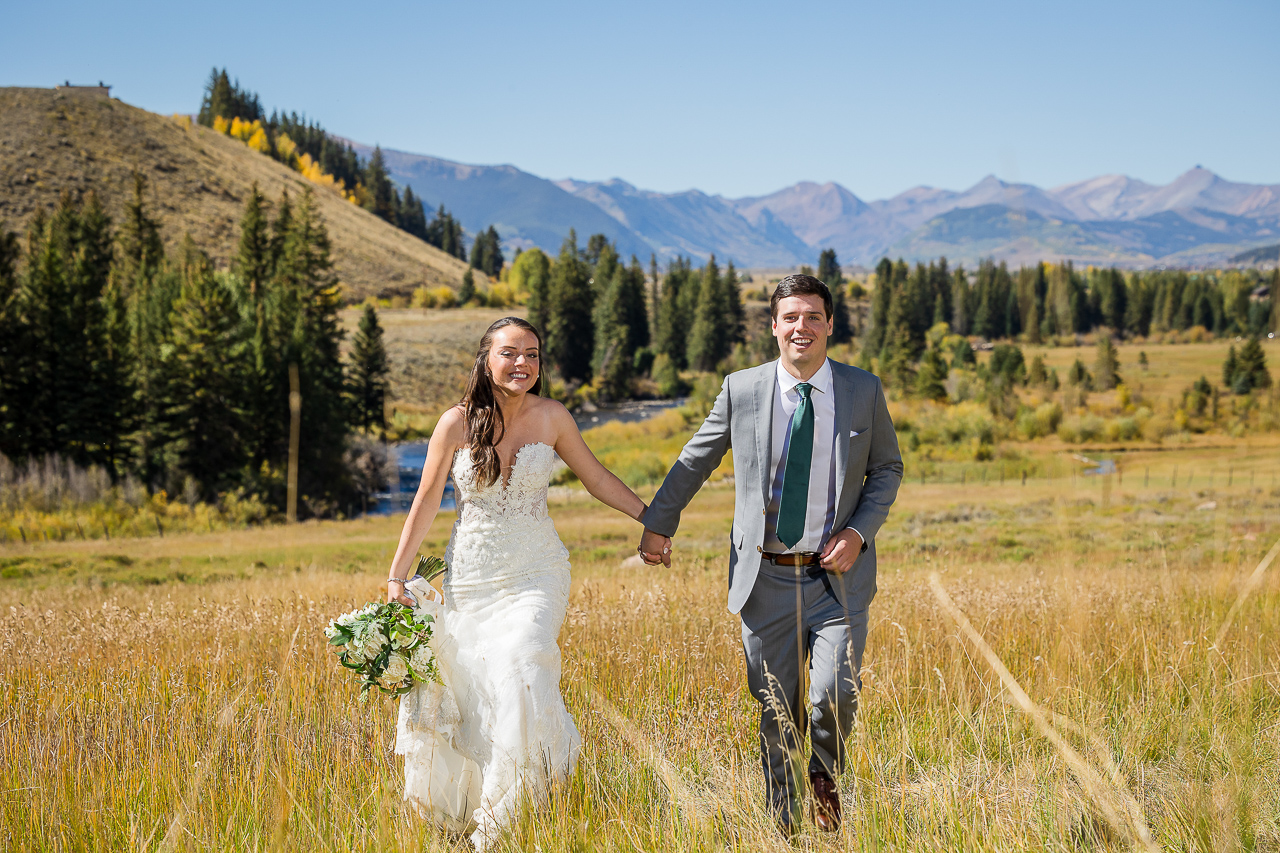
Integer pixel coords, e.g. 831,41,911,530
0,177,392,520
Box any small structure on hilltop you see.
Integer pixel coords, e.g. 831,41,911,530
54,80,111,97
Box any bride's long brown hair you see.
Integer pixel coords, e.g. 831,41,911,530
461,317,545,486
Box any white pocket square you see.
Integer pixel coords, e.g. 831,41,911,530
849,430,859,437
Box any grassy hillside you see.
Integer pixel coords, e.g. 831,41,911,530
0,87,468,299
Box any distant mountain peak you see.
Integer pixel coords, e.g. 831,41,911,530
332,135,1280,268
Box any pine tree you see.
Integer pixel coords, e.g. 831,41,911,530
688,255,730,371
399,186,429,241
950,265,970,336
1067,358,1093,390
867,258,894,354
584,234,610,267
197,68,262,126
115,172,165,291
818,249,851,344
1231,337,1272,394
9,193,128,468
0,229,22,457
364,146,396,224
546,230,594,383
590,242,621,377
163,250,249,498
458,269,476,305
914,347,948,400
655,258,691,368
1092,336,1121,390
1222,345,1238,387
426,206,467,260
591,258,633,399
483,226,504,277
348,304,390,433
724,260,744,345
648,253,661,341
274,188,349,510
233,182,272,298
622,255,651,354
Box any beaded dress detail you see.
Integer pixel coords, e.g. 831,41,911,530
395,442,579,850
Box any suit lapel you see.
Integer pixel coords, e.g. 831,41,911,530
753,362,776,505
833,363,855,509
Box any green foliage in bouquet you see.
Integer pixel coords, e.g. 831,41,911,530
324,601,440,698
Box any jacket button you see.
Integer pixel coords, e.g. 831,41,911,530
756,546,762,553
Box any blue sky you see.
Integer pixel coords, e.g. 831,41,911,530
3,0,1277,200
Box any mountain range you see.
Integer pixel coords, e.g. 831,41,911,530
347,139,1280,270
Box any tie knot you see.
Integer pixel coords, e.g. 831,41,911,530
795,382,813,400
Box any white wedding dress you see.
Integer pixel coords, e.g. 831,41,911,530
396,442,580,850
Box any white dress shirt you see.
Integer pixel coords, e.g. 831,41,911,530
763,358,839,554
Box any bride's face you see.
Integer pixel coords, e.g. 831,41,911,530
487,327,541,397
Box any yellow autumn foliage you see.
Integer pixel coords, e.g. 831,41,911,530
275,132,298,161
171,114,193,130
228,116,263,142
247,127,271,154
210,117,358,205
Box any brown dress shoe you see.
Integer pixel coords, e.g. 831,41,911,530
809,771,841,832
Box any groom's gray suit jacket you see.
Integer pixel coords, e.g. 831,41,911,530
644,359,903,615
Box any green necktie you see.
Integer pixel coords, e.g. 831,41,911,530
776,382,814,549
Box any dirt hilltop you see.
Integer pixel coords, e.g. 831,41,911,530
0,87,467,299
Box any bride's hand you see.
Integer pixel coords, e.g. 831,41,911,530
387,579,414,606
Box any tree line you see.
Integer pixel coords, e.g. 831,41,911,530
0,178,391,516
502,232,760,400
867,257,1276,356
198,68,468,261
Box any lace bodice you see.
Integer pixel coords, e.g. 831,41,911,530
450,442,555,525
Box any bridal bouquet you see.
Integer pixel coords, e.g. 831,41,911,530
325,555,447,698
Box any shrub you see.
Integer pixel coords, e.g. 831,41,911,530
652,354,689,398
1141,414,1174,443
431,286,456,309
1016,402,1063,440
1057,415,1104,443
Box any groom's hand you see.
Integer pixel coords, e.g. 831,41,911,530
820,529,864,574
639,529,672,567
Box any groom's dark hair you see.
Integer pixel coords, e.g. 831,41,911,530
771,274,832,320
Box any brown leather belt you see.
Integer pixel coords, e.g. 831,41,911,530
761,551,821,567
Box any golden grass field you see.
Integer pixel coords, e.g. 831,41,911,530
3,428,1280,851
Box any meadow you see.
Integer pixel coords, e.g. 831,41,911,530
2,427,1279,851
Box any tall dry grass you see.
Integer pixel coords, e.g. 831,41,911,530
2,448,1280,850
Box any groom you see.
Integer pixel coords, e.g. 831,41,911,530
638,274,902,835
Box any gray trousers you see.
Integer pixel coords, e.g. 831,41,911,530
739,558,868,824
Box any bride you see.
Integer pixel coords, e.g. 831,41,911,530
384,317,666,849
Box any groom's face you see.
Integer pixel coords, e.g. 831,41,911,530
772,294,832,370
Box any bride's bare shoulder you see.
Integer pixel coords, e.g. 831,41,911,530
434,406,468,442
530,395,572,423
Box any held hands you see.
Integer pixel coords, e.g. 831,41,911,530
819,528,864,574
638,528,673,567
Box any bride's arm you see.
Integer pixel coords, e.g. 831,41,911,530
551,404,648,522
386,407,466,603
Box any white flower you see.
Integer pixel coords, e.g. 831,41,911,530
380,652,410,688
384,652,409,681
409,645,433,674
